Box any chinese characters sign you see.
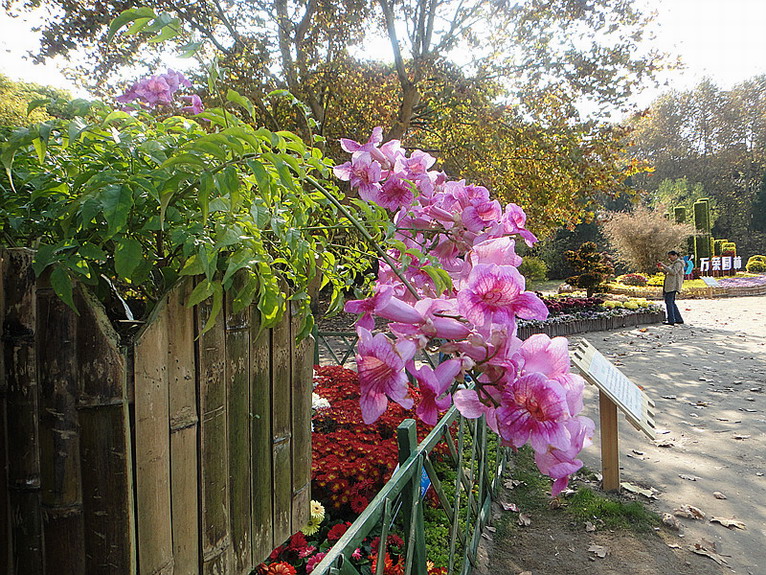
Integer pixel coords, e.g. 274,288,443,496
699,256,742,274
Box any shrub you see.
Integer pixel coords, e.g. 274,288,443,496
564,242,614,297
618,273,648,286
601,204,695,274
518,256,548,281
746,256,766,273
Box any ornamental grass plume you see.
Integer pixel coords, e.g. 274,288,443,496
339,128,594,495
602,204,694,274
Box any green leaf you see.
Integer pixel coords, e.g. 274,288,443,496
226,89,256,120
200,281,223,335
125,17,153,35
79,243,107,262
100,185,134,237
178,41,204,58
187,279,214,307
422,265,453,296
180,254,205,276
114,237,143,280
32,243,59,276
107,7,156,42
161,153,207,170
50,266,77,313
147,19,181,43
256,262,283,327
27,99,50,116
32,137,46,163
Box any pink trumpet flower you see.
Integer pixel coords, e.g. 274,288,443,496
534,417,595,496
355,328,416,424
497,373,571,453
410,359,462,425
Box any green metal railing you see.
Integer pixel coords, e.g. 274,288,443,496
310,405,508,575
314,330,359,366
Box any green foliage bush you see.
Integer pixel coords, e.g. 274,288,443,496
518,256,548,282
746,256,766,273
564,242,614,297
0,98,379,337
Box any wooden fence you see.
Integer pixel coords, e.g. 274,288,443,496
0,248,313,574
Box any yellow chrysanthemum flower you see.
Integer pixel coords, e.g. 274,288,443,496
301,516,322,536
310,500,325,521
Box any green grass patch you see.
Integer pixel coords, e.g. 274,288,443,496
501,447,660,534
566,487,660,532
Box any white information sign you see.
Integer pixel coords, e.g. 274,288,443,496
571,339,656,439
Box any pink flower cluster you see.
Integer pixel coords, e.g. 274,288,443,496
117,69,204,114
339,129,594,495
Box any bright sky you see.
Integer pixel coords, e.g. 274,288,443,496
2,0,766,104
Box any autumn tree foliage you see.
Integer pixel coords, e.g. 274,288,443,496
601,204,695,275
628,76,766,254
5,0,670,235
564,242,614,297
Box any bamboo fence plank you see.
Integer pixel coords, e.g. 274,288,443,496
197,299,233,575
76,287,135,574
37,285,85,574
3,249,43,574
291,309,313,530
250,311,273,563
271,310,293,542
166,283,200,575
0,250,10,574
134,302,174,575
225,291,252,574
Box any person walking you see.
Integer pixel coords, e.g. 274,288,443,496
657,250,685,325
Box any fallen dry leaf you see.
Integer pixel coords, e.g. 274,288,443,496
486,526,496,533
678,473,699,481
518,513,532,527
587,544,608,558
501,502,519,512
481,533,492,540
620,482,658,499
688,543,728,565
713,491,727,500
584,521,596,532
710,517,746,530
504,479,522,490
654,439,675,448
673,505,705,520
662,513,681,530
733,434,751,440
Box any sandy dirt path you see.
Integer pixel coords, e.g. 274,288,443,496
576,295,766,574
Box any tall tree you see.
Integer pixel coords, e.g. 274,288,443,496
629,76,766,254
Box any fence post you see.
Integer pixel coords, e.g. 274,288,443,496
397,420,427,575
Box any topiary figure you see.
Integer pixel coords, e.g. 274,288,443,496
746,255,766,273
564,242,614,297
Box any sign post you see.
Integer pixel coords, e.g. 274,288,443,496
571,339,656,491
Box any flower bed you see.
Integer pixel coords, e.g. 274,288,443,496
516,294,665,338
257,366,448,575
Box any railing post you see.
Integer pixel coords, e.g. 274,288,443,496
397,420,427,575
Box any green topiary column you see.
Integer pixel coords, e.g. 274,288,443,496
673,206,686,224
693,199,712,264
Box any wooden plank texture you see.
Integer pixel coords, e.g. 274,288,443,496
291,309,313,531
166,282,200,575
76,287,135,574
0,250,11,574
197,299,233,575
36,284,85,574
226,289,252,574
75,290,136,575
3,249,43,574
133,302,174,575
250,312,273,563
271,310,293,543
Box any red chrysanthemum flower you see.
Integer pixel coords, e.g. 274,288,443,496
327,522,350,542
266,561,296,575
